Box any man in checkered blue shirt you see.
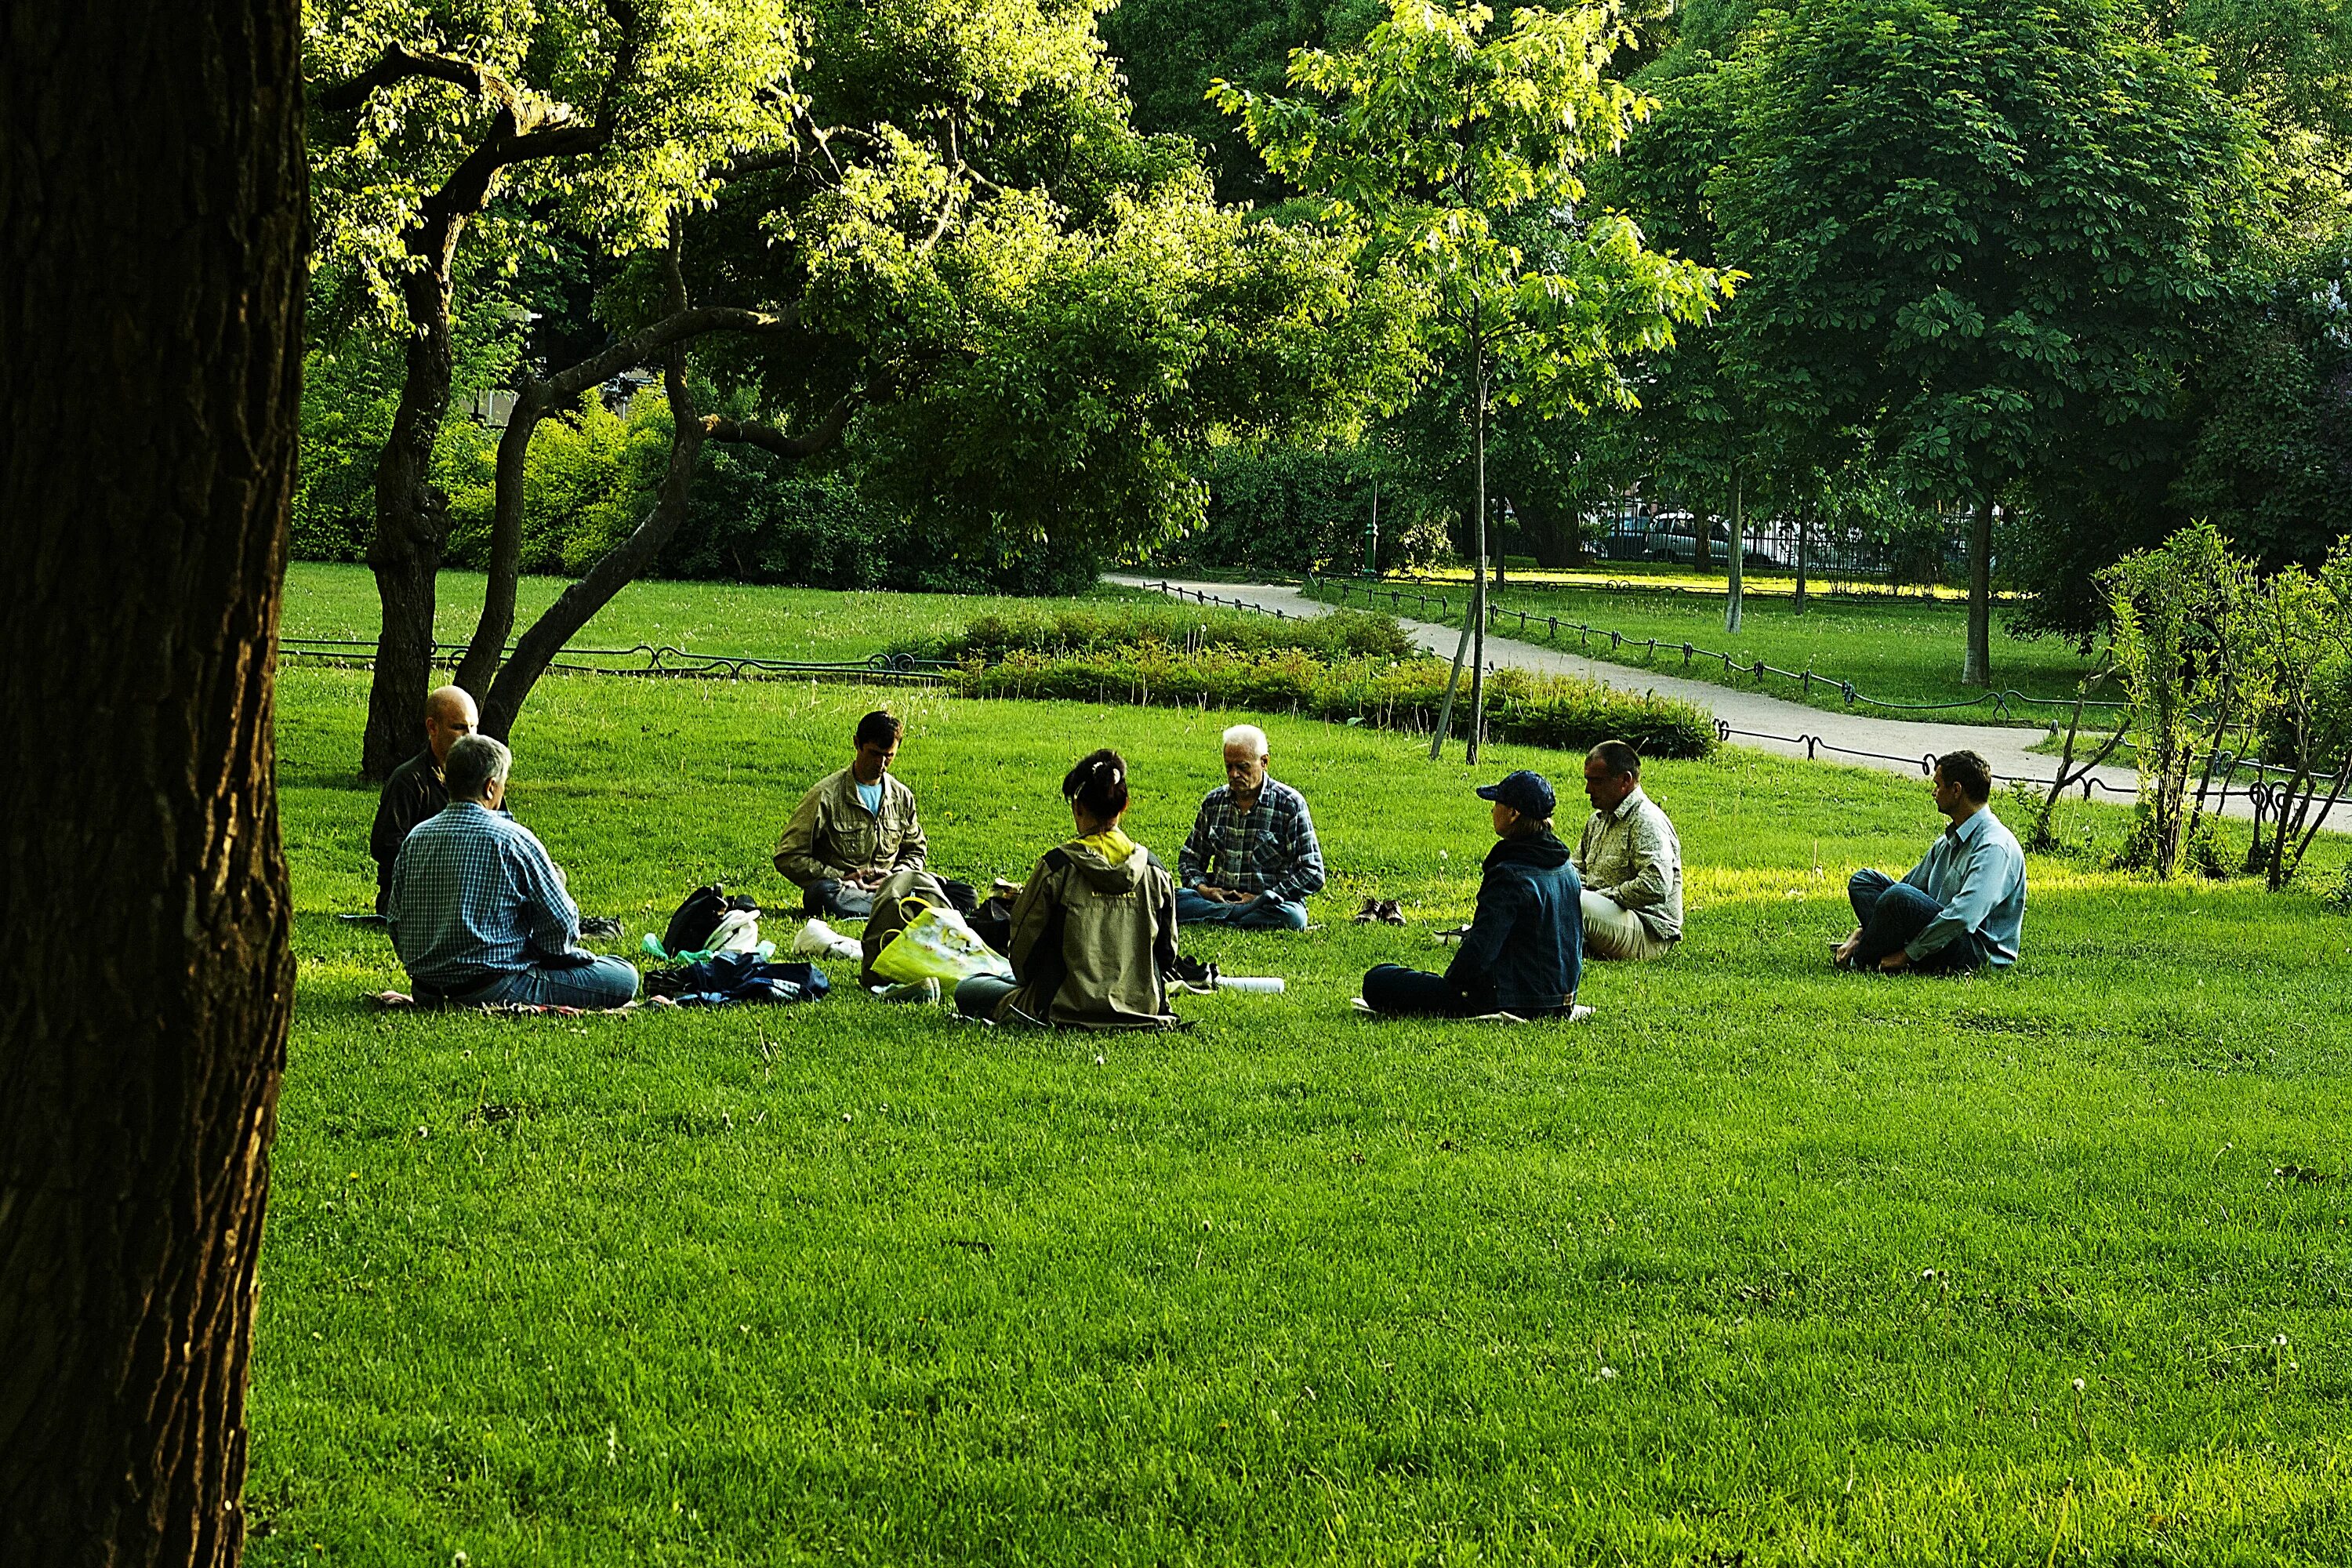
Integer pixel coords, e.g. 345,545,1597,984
1175,724,1325,931
387,735,639,1007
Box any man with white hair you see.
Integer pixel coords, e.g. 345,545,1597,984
369,683,477,913
387,734,639,1007
1175,723,1325,930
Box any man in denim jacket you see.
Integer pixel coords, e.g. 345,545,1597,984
1361,771,1585,1020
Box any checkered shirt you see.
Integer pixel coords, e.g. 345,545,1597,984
1177,777,1327,903
387,803,583,991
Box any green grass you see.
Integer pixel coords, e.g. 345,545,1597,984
1308,578,2106,728
252,647,2352,1564
281,562,1155,665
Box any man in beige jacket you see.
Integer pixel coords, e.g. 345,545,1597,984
774,710,936,920
1571,741,1683,961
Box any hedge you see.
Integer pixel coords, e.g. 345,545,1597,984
909,604,1420,665
949,643,1718,760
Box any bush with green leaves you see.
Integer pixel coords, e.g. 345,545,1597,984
951,643,1717,760
912,604,1419,663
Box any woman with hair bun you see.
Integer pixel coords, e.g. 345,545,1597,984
951,747,1182,1028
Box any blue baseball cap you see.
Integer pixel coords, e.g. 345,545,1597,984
1475,769,1555,818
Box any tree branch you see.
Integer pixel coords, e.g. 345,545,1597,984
706,392,858,459
316,44,518,117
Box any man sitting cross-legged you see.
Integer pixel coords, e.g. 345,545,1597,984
369,683,477,915
1834,749,2025,975
1571,740,1683,962
773,710,949,921
1174,724,1325,931
387,735,639,1007
1360,770,1586,1021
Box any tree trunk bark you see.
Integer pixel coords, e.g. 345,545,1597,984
1794,503,1810,613
452,381,555,699
1692,502,1712,571
1467,341,1489,765
481,353,709,739
2,0,303,1561
361,261,461,779
1724,470,1745,635
1962,496,1994,688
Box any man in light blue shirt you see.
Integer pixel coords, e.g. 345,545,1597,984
1834,749,2024,974
389,735,639,1007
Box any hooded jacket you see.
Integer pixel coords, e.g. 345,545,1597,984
1444,828,1584,1014
998,829,1180,1029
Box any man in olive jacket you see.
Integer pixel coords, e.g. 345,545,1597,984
774,710,935,919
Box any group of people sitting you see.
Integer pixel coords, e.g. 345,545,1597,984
371,688,2027,1025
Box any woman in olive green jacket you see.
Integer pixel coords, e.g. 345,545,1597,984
954,749,1181,1029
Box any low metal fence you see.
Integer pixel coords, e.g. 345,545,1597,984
278,637,954,684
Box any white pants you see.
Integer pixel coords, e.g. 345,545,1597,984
1581,891,1675,961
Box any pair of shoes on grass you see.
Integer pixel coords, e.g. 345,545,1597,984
1352,898,1405,925
1166,956,1221,996
875,976,942,1005
579,914,625,940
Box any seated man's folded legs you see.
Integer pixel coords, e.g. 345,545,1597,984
1579,891,1671,960
468,954,641,1008
1229,893,1309,930
1845,869,1942,967
804,877,877,920
1174,887,1234,924
1361,963,1481,1017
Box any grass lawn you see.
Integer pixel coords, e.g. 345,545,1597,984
281,562,1152,666
252,645,2352,1564
1305,579,2106,728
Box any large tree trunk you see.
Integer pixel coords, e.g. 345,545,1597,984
1962,496,1994,688
2,0,303,1561
361,261,460,779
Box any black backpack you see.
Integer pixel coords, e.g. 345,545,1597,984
663,884,758,956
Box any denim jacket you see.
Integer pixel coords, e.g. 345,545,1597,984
1445,829,1584,1014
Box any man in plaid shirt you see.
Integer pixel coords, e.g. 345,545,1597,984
387,735,639,1007
1175,724,1325,930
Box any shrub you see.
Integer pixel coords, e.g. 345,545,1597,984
909,604,1420,664
949,643,1717,760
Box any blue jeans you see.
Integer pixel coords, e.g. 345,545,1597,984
1174,887,1309,930
453,955,641,1008
1846,869,1986,973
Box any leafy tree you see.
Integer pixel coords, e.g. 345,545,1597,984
448,0,1417,738
1215,0,1726,758
306,0,800,776
1701,0,2265,685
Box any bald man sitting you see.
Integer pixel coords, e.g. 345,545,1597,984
371,684,478,915
1174,724,1325,931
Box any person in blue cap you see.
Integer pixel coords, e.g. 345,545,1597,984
1359,769,1588,1020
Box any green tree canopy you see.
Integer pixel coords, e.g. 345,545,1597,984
1214,0,1726,753
1697,0,2266,684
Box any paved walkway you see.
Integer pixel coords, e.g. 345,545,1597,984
1111,575,2342,832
